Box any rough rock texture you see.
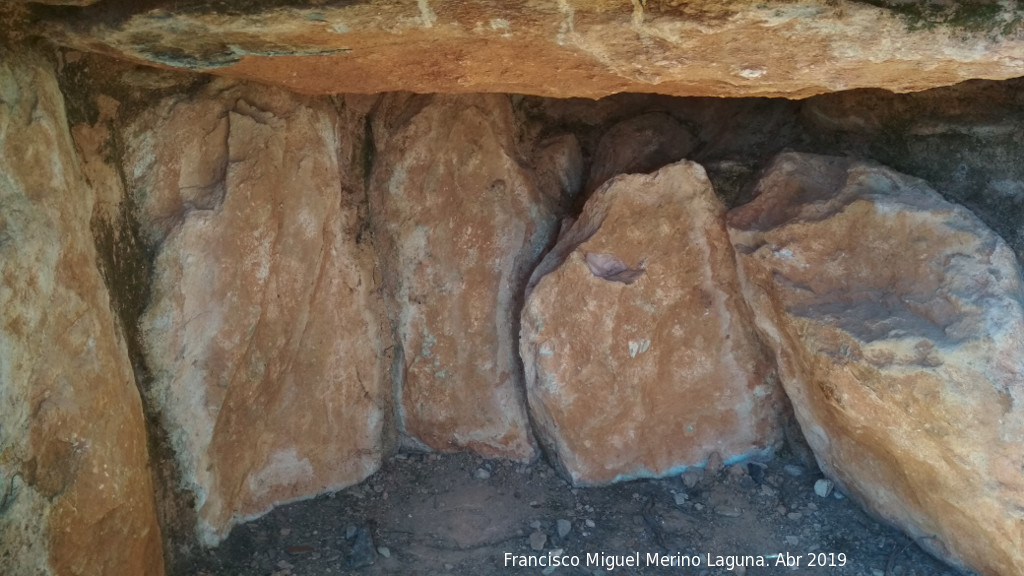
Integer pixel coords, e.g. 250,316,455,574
728,152,1024,576
584,112,696,195
0,51,164,575
521,161,786,486
130,81,391,545
33,1,1024,99
801,81,1024,261
369,94,567,461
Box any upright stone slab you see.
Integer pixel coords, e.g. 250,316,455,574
728,152,1024,576
369,94,563,460
521,161,786,485
130,82,391,545
0,51,164,575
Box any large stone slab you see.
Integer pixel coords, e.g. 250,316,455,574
33,1,1024,99
130,81,391,545
0,50,164,575
521,160,786,485
369,94,565,461
728,152,1024,576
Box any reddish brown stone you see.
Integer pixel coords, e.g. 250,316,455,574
521,160,786,485
35,1,1024,99
728,152,1024,576
369,94,569,460
0,50,164,576
131,81,391,545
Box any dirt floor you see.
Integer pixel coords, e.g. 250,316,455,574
179,451,970,576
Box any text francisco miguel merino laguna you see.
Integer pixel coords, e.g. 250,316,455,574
504,551,848,571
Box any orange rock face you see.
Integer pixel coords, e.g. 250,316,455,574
36,1,1024,99
728,153,1024,576
369,94,568,460
0,50,164,575
131,81,391,545
521,161,786,485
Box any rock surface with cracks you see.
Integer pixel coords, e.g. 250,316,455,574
0,49,165,576
728,152,1024,576
522,160,787,485
368,93,570,461
132,80,392,546
30,0,1024,99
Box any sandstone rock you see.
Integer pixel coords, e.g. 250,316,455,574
369,94,566,460
728,152,1024,576
0,50,164,575
585,112,696,194
521,160,786,485
131,81,391,545
802,81,1024,260
34,1,1024,99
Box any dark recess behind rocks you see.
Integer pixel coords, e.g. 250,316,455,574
517,78,1024,262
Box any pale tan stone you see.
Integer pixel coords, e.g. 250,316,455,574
728,152,1024,576
131,81,391,545
521,160,786,485
0,50,164,576
369,94,567,460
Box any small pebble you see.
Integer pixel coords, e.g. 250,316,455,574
585,519,596,528
694,503,705,511
783,464,804,477
530,531,547,551
474,468,491,480
377,546,391,559
715,507,742,518
834,491,845,500
787,512,803,520
673,492,689,506
681,469,703,488
557,519,572,539
785,535,800,545
814,478,835,498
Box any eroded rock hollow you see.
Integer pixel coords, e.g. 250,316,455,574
3,2,1024,575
